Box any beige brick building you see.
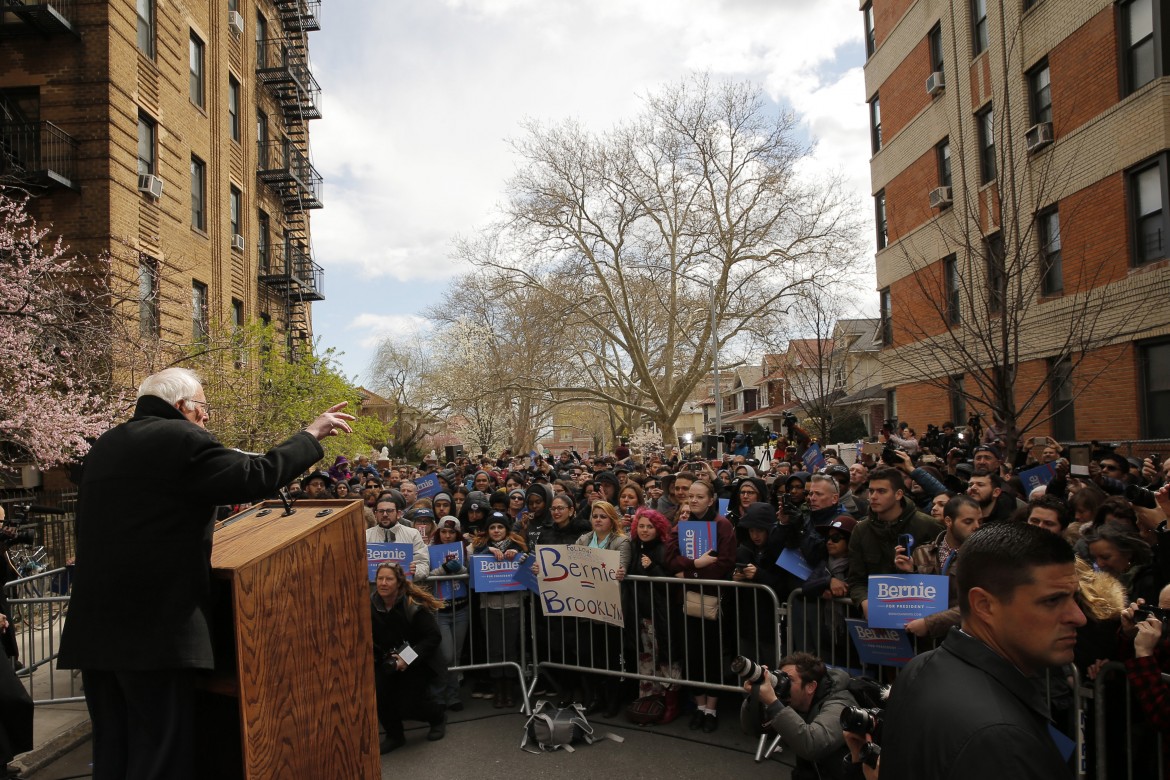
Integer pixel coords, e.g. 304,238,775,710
865,0,1170,446
0,0,323,363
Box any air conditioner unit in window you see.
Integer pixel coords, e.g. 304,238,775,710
137,174,163,200
232,233,245,251
926,71,945,96
228,10,244,36
1025,122,1053,153
929,186,953,209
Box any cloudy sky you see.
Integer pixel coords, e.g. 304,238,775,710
308,0,874,384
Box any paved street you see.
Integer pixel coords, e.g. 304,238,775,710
23,690,795,779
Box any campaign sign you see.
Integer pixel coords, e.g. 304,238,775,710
776,547,813,581
367,542,413,582
1018,462,1057,495
845,619,916,668
469,554,528,593
676,521,716,560
802,442,826,472
414,473,441,500
535,545,623,627
866,574,950,629
717,498,730,518
428,543,467,600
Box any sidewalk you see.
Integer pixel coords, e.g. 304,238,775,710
10,662,91,778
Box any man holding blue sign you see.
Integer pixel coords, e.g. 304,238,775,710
366,496,428,580
882,523,1086,780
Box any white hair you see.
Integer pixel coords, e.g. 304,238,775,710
138,367,203,405
1028,484,1047,500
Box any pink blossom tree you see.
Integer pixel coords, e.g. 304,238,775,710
0,193,117,470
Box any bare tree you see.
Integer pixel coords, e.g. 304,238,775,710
366,341,438,460
460,75,862,445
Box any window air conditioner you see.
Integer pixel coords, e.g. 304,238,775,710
929,186,952,209
1025,122,1053,153
232,233,246,251
137,174,164,199
228,11,244,36
926,71,945,96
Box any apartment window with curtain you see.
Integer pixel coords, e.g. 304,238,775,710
230,186,242,242
1049,358,1075,441
190,156,206,230
875,191,887,249
977,106,996,183
189,32,205,108
257,110,269,168
258,210,270,271
138,257,159,338
191,280,208,341
863,3,876,57
944,254,960,324
929,23,944,73
937,138,952,189
879,288,892,346
869,94,882,154
1131,156,1168,265
228,76,240,142
1038,208,1063,294
971,0,988,56
1028,60,1052,126
1122,0,1158,95
137,113,156,176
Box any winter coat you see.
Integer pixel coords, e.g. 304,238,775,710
370,593,444,680
574,530,632,573
763,666,856,780
846,496,944,605
663,505,737,586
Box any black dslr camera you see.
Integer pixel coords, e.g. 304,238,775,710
731,656,791,698
840,704,883,736
1,504,38,546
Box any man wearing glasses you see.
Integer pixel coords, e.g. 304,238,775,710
59,367,353,780
366,497,428,581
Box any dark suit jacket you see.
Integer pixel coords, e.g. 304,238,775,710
57,394,322,671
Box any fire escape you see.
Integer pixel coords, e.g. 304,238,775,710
256,0,322,359
0,1,80,190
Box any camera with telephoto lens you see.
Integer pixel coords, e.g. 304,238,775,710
839,705,883,736
1,522,35,546
1125,483,1158,510
731,656,791,699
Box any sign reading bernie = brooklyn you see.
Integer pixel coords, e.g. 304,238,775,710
535,545,624,627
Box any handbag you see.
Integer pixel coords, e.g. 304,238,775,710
683,590,720,620
624,694,665,725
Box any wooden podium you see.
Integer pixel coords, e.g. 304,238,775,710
195,499,380,779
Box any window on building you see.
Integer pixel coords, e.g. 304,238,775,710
1122,0,1157,95
230,186,242,240
985,232,1005,313
1142,340,1170,438
189,32,205,108
258,210,270,271
869,94,882,154
228,76,240,142
1038,207,1063,294
256,12,269,67
944,254,960,324
137,113,156,176
971,0,988,56
191,280,208,342
191,156,206,231
929,23,944,73
863,2,876,57
879,287,892,346
949,375,966,425
937,138,952,189
257,110,269,168
1049,358,1075,441
885,388,897,422
977,106,996,183
1028,60,1052,126
138,257,159,338
136,0,154,58
875,191,887,249
1131,156,1168,265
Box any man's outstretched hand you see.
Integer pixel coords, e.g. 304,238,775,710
305,402,356,441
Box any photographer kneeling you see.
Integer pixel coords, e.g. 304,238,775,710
742,652,855,780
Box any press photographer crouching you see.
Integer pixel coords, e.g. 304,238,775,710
737,653,856,780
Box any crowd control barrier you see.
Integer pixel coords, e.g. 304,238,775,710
1088,661,1165,780
4,567,81,704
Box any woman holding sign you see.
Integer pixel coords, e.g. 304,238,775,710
468,512,529,708
575,501,632,717
664,479,736,733
429,518,470,711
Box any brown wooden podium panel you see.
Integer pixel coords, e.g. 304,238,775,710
201,499,380,780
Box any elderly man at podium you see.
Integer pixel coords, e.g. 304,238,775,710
58,367,354,780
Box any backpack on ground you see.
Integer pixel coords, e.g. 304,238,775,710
520,700,625,753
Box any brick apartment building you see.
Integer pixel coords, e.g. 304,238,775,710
865,0,1170,446
0,0,323,366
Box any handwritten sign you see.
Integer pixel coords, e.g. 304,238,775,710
428,542,467,600
469,554,529,592
677,521,716,560
866,574,950,629
535,545,623,627
846,619,915,668
414,473,441,500
367,542,413,582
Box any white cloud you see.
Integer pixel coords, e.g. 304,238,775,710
345,313,431,349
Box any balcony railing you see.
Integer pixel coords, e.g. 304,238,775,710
274,0,320,33
257,140,323,210
258,240,324,302
256,38,321,120
1,0,76,35
0,120,78,189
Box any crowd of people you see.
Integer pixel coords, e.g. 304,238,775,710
287,419,1168,775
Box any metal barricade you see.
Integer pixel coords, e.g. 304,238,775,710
528,575,783,697
4,567,82,704
426,572,533,715
1088,661,1165,780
